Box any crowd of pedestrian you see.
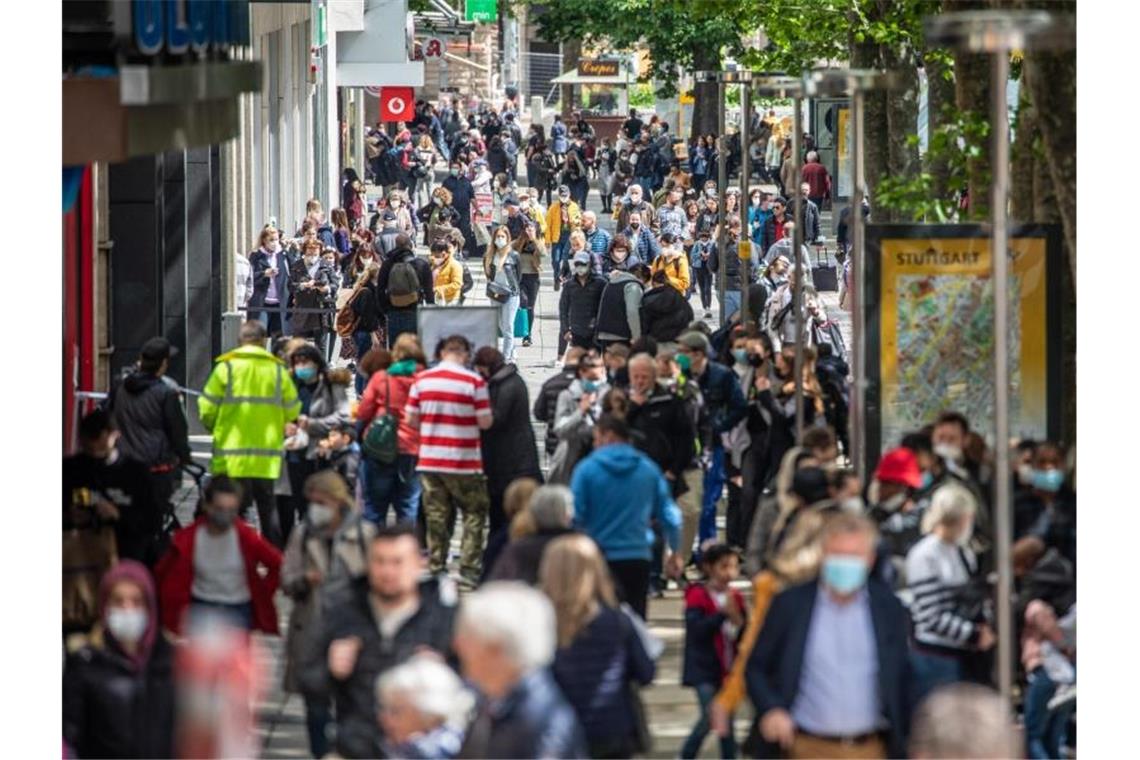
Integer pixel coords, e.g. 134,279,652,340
61,95,1074,760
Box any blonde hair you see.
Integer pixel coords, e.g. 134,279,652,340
504,478,540,522
391,333,427,365
568,230,587,250
433,186,453,206
921,482,977,535
304,470,353,508
539,535,618,648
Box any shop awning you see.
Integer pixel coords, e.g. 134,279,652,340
550,68,634,86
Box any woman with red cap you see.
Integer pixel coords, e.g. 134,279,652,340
63,560,177,759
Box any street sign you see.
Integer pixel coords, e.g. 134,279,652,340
380,86,415,122
465,0,497,23
424,37,447,58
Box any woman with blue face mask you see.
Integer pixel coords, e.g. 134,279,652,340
1014,442,1076,565
284,345,351,541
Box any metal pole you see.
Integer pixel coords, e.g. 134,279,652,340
716,80,728,325
850,90,867,481
739,82,751,326
792,96,805,440
990,50,1014,707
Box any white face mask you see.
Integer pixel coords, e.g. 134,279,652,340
933,443,963,464
106,607,149,645
308,503,337,528
495,237,508,249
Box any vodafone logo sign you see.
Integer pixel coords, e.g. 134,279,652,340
379,86,415,122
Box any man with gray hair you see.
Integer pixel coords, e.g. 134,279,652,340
486,485,578,585
581,210,612,274
909,683,1019,759
454,583,587,758
801,150,831,212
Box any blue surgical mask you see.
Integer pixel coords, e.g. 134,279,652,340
920,471,934,490
732,348,748,365
294,365,318,383
821,555,869,595
581,379,600,393
1031,468,1065,493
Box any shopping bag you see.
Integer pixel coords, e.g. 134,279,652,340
513,306,529,338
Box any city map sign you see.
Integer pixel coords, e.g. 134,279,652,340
863,224,1063,470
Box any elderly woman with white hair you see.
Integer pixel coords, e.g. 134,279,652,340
375,654,475,759
903,482,995,703
454,583,588,759
487,485,577,585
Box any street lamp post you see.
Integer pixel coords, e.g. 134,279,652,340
697,70,729,324
802,69,899,483
753,75,805,438
924,9,1073,705
720,70,754,326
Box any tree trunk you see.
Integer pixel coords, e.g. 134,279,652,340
953,50,992,219
560,38,581,118
923,49,956,210
690,46,721,142
1009,82,1035,223
849,31,888,219
884,59,920,222
1022,47,1077,287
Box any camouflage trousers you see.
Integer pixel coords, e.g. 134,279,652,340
420,472,490,584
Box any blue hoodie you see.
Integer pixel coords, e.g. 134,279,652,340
570,443,682,561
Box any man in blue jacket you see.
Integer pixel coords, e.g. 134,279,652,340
570,414,683,618
677,331,747,550
744,513,915,759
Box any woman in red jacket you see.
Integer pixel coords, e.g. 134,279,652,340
155,476,282,636
356,332,427,526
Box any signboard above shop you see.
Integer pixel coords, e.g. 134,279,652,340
578,59,620,77
465,0,498,23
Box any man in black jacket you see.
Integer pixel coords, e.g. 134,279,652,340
558,251,606,355
745,513,914,759
443,160,477,258
107,337,191,515
375,234,435,347
640,269,694,344
533,347,587,456
301,525,458,759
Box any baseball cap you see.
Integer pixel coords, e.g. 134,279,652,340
677,331,711,355
503,196,520,208
571,251,591,266
874,447,923,489
140,337,178,362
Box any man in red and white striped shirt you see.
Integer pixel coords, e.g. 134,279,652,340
405,335,494,588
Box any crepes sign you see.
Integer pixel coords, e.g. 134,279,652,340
577,59,620,77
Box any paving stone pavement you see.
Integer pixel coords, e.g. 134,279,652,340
179,179,847,759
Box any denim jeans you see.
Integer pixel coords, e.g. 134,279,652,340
361,454,422,525
681,682,736,759
699,446,726,547
910,648,964,705
723,289,742,321
353,330,373,395
1024,667,1073,759
188,598,253,631
304,695,332,759
552,235,571,281
499,295,520,362
387,309,418,348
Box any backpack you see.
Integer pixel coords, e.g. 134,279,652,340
387,258,421,307
335,287,364,337
377,147,402,186
361,376,400,465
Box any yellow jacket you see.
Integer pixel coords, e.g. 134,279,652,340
544,200,581,245
651,252,691,294
432,254,464,304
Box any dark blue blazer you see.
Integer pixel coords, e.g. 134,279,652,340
744,579,914,758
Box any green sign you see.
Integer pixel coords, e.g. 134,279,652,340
465,0,497,23
311,0,327,47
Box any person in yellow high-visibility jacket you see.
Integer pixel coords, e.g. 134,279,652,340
198,320,301,547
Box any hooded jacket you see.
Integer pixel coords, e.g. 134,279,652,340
198,344,302,480
110,370,191,469
154,516,282,636
481,364,543,490
64,561,177,760
595,271,644,341
300,576,459,760
570,442,682,561
640,284,695,343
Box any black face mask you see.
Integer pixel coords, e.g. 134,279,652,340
748,353,766,368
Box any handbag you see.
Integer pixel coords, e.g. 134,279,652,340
486,262,514,303
361,376,400,465
336,287,365,338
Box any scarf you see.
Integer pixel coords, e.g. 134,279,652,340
388,359,418,377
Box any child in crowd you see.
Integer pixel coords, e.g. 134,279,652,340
316,421,361,491
680,543,748,759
